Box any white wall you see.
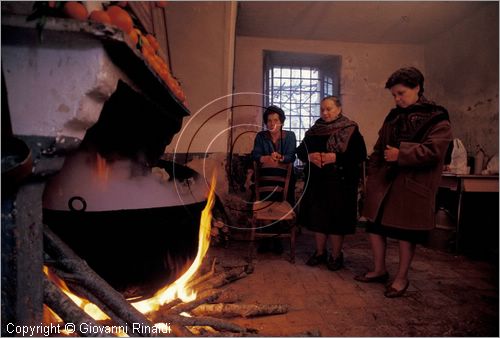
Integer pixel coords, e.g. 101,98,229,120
425,2,499,158
233,36,425,154
164,1,236,154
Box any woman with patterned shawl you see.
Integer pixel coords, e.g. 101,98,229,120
355,67,452,298
297,96,367,271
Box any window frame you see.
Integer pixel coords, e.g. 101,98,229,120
263,51,341,149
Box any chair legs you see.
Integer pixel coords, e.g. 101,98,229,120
248,219,297,264
289,223,296,264
247,219,258,263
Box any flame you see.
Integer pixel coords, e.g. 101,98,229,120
44,170,217,325
43,304,62,323
43,266,109,321
132,172,217,314
95,152,110,185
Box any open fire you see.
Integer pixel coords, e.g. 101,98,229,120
44,266,109,322
131,171,216,314
42,160,289,337
43,171,218,334
2,17,290,332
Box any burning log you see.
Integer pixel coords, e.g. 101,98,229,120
167,290,224,315
154,298,183,314
170,324,195,337
197,266,251,292
43,276,112,337
151,314,256,334
191,303,289,318
42,220,290,336
43,225,157,336
208,290,240,304
185,258,217,290
66,281,130,333
161,288,240,317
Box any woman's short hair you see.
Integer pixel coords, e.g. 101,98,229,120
321,96,342,107
263,105,286,123
385,67,425,97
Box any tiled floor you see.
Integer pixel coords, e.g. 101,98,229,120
206,228,499,336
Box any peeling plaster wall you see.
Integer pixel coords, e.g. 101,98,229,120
425,3,499,158
2,32,126,140
164,1,236,154
233,36,425,155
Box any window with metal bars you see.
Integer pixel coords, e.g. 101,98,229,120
263,51,340,150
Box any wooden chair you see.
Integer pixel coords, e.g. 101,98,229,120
250,161,296,263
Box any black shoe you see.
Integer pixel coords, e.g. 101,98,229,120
306,252,327,266
384,281,410,298
326,252,344,271
271,238,284,255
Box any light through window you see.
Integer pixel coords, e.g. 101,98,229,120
264,52,340,166
266,66,336,147
268,66,321,146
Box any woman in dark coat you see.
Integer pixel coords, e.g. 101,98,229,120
297,96,366,271
356,67,452,297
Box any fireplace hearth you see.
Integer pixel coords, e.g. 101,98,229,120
41,80,209,293
1,12,195,332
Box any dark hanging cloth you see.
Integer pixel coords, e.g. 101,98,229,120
305,114,358,153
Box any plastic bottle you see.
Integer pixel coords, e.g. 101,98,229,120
474,145,485,175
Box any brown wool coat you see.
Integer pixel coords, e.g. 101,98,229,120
362,117,452,231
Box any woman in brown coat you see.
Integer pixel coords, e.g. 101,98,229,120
356,67,452,297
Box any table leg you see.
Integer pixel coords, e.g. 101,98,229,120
455,186,464,252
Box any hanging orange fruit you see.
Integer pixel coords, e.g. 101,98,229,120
145,34,160,52
89,10,112,25
141,42,155,60
106,5,133,33
63,2,88,21
128,28,140,47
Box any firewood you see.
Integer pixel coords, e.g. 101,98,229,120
43,225,157,337
154,298,183,313
153,314,256,334
191,303,289,318
193,288,240,304
197,266,249,292
95,318,191,337
43,276,113,337
208,290,240,304
186,258,217,290
67,281,130,333
167,290,223,315
170,324,194,337
185,325,219,336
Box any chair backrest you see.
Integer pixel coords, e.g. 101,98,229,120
254,162,292,203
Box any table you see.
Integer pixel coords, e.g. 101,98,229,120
439,174,499,251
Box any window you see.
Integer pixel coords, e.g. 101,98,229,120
264,51,340,148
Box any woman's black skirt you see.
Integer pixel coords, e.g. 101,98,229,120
299,178,358,235
365,221,429,244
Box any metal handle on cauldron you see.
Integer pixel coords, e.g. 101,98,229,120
68,196,87,212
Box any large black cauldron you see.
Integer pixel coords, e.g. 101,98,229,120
43,80,205,295
43,153,208,294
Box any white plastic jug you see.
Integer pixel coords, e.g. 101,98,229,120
474,145,485,175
